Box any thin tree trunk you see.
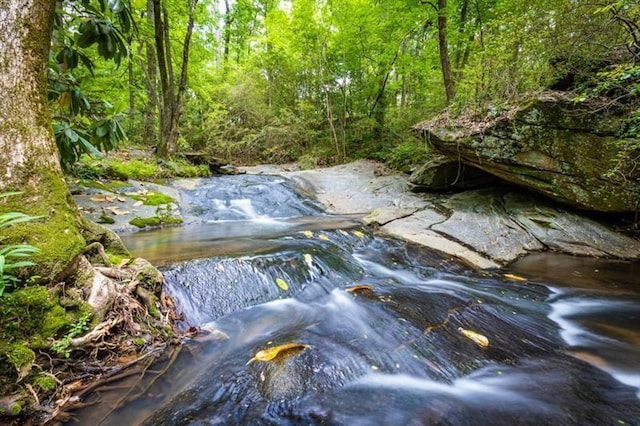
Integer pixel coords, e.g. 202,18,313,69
223,0,231,63
437,0,455,103
128,45,135,132
152,0,198,157
143,0,159,146
167,0,199,155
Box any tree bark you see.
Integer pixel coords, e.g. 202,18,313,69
143,0,159,146
152,0,172,157
437,0,455,103
153,0,198,158
0,0,86,280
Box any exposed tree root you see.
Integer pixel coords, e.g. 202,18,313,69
0,249,184,425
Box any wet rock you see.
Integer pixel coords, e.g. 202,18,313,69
504,193,640,259
381,209,502,269
241,161,640,268
429,189,544,263
415,91,640,212
363,207,418,226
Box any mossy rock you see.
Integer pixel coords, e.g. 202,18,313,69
130,191,175,206
418,92,640,212
130,258,164,294
129,216,183,228
79,217,130,257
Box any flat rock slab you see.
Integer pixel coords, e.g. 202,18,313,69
73,180,183,233
245,160,640,269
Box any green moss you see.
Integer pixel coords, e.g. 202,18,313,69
1,173,86,282
41,305,72,339
9,401,22,416
133,337,146,347
107,253,128,266
33,373,57,391
97,214,116,224
105,159,161,180
131,191,175,206
0,286,54,341
5,343,35,371
129,216,183,228
80,179,130,193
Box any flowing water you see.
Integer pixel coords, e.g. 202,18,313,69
74,174,640,425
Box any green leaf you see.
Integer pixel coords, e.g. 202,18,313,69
3,261,36,270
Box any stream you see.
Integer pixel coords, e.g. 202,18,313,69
73,174,640,425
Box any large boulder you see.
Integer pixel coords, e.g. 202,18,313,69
415,92,640,212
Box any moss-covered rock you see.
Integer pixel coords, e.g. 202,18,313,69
415,92,640,212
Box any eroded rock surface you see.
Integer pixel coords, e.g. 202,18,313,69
414,92,640,212
245,160,640,269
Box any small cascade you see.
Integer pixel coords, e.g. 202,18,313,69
70,174,640,426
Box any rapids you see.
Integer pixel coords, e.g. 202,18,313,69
72,174,640,425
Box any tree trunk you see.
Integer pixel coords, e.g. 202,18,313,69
437,0,455,103
152,0,198,158
0,0,86,280
143,0,159,146
152,0,173,157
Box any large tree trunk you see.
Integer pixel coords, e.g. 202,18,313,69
0,0,87,280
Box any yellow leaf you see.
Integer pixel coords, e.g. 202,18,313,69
304,253,313,267
275,278,289,291
302,230,314,238
353,230,365,238
458,327,489,348
250,343,311,363
503,273,527,281
318,234,330,241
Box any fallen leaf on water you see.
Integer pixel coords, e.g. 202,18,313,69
458,327,489,348
249,343,311,363
346,284,373,295
353,230,365,238
117,197,127,202
302,230,314,238
110,208,131,215
90,195,111,202
304,253,313,267
275,277,289,291
339,230,349,236
133,201,143,207
318,234,330,241
503,273,527,281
